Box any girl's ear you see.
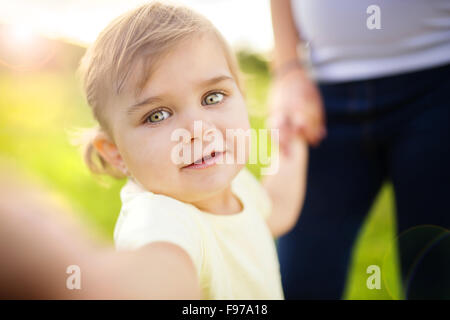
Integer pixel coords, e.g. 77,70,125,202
92,131,125,171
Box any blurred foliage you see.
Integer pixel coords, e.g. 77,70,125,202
0,40,401,299
237,51,270,75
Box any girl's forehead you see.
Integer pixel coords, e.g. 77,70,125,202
138,35,232,92
119,31,236,109
157,34,228,75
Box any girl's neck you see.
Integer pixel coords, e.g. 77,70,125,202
190,185,243,215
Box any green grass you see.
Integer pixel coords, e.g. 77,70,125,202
343,184,402,299
0,71,123,240
0,53,402,299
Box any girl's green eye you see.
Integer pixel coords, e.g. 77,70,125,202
203,92,224,105
147,110,170,123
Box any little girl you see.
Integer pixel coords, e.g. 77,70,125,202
78,1,307,299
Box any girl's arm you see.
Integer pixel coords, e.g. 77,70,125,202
87,242,202,299
262,136,308,238
0,168,201,299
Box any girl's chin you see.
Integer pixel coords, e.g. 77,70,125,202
182,166,238,189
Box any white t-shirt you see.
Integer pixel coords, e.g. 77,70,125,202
113,168,284,300
291,0,450,82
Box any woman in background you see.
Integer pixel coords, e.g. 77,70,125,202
269,0,450,299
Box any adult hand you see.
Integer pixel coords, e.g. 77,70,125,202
268,67,326,155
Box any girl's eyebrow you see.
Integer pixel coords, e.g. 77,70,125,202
127,96,162,115
127,75,233,115
196,74,233,89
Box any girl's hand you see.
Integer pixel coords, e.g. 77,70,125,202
268,67,326,154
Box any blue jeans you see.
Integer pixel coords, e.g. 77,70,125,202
277,63,450,299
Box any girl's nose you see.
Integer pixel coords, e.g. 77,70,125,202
184,115,218,143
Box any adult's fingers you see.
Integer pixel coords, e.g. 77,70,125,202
301,99,326,146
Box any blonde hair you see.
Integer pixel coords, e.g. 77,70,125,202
76,1,243,180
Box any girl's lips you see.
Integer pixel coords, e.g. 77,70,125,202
182,151,224,170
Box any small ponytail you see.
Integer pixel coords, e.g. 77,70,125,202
67,126,126,183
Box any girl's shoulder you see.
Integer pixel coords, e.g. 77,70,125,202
114,179,205,274
116,179,202,237
119,178,195,218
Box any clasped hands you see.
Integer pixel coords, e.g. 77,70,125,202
268,67,326,156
